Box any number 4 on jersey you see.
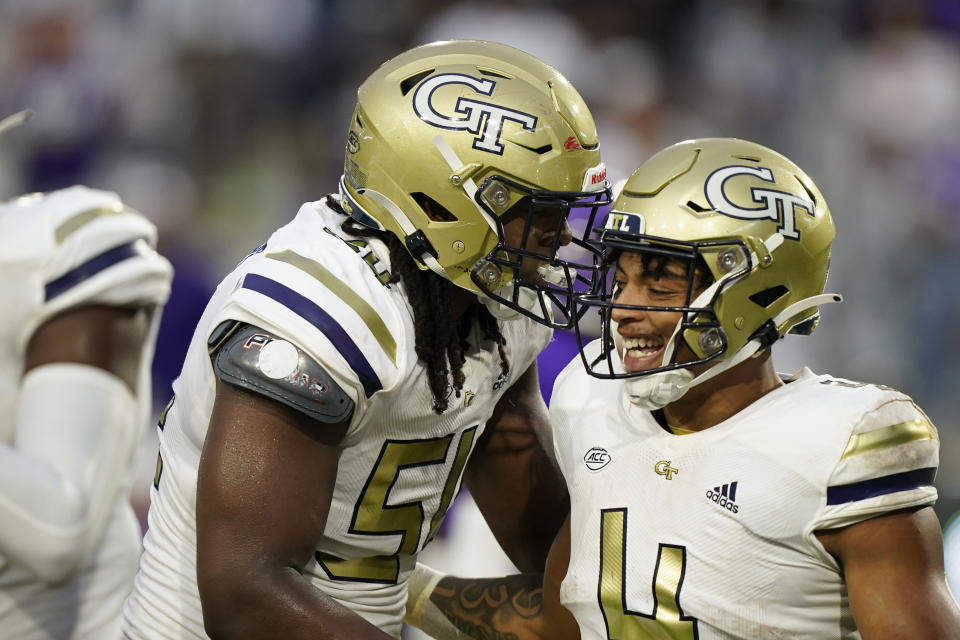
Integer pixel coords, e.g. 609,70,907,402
599,508,698,640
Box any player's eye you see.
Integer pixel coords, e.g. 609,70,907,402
612,279,625,299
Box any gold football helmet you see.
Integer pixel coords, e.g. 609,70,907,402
338,40,610,328
575,138,841,408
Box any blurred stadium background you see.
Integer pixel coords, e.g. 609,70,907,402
2,0,958,627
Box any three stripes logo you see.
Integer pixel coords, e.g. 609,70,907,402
705,481,740,514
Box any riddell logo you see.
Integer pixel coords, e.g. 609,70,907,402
589,167,607,184
705,481,740,514
581,163,607,191
584,447,611,471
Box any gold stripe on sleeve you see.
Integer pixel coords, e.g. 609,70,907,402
54,206,121,244
266,249,397,365
841,418,937,460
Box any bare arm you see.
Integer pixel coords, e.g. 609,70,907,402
196,381,394,640
816,506,960,639
410,513,579,640
25,304,148,389
464,361,569,571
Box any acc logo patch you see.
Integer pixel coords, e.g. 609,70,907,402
704,165,814,240
584,447,611,471
412,73,538,155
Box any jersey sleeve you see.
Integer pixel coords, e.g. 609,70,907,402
38,186,173,323
500,314,552,385
209,227,406,413
812,391,939,531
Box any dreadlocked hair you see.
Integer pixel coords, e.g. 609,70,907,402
326,195,509,413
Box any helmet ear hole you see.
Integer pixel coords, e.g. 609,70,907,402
789,315,819,335
411,193,458,222
749,285,789,308
400,69,435,95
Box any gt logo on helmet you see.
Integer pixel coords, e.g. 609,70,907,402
412,73,538,155
705,165,814,240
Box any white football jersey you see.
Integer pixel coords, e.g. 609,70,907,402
551,342,939,640
123,198,551,639
0,186,172,639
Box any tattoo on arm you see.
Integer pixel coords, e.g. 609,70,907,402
429,574,544,640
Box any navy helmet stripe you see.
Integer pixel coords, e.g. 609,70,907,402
44,242,140,301
240,273,382,397
826,467,936,506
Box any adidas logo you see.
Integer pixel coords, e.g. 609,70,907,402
705,481,740,514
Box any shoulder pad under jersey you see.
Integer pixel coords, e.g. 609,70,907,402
212,322,354,424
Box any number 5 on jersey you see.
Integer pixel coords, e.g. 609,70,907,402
599,508,698,639
318,427,478,583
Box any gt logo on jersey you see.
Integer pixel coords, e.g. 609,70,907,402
654,460,679,480
413,73,538,155
705,165,814,240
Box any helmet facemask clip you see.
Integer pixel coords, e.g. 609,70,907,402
404,229,439,267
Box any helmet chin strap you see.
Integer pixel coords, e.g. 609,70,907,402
619,232,841,410
624,292,842,410
348,184,449,280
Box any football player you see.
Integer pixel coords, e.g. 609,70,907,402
0,110,173,640
404,138,960,639
121,40,611,639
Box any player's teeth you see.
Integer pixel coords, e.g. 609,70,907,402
623,337,663,350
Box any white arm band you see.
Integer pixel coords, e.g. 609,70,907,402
405,563,472,640
0,363,139,584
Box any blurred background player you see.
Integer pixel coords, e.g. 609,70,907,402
121,40,610,639
404,138,960,639
0,110,173,639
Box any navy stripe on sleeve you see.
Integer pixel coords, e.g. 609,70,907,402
826,467,937,505
44,242,140,301
240,273,382,397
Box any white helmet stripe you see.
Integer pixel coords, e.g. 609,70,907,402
431,134,500,234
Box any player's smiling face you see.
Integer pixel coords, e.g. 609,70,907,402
610,251,708,373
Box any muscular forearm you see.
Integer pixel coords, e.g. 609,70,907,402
201,567,396,640
426,573,547,640
466,422,569,572
470,362,570,572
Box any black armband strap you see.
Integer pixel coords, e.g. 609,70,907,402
212,323,354,424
